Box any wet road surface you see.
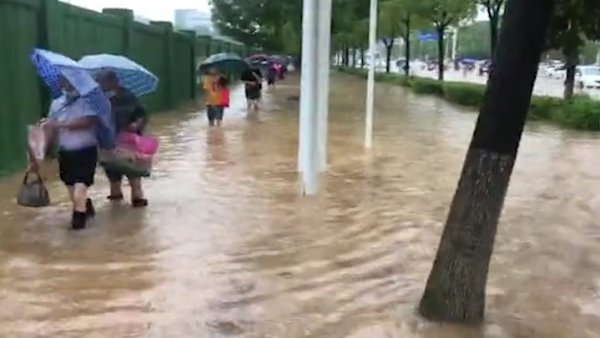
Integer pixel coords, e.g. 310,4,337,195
0,73,599,337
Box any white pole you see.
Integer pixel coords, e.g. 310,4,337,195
316,0,332,172
298,0,319,194
451,27,458,60
364,0,378,148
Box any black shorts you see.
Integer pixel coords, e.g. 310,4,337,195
58,146,98,187
207,105,225,122
245,85,261,100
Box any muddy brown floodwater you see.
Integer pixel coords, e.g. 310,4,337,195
0,73,600,337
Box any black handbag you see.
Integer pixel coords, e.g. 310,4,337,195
16,171,50,208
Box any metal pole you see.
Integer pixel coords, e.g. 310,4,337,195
316,0,332,172
364,0,378,148
298,0,319,194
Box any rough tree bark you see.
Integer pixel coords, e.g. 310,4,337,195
418,0,556,325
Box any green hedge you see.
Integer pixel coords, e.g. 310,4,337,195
339,67,600,131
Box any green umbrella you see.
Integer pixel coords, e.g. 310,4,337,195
198,52,249,74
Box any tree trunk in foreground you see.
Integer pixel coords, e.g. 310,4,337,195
418,0,555,325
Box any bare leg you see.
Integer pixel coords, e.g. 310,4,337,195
72,183,88,212
129,177,148,207
109,181,123,198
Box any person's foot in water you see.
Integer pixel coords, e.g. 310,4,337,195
86,198,95,218
132,198,148,208
71,210,87,230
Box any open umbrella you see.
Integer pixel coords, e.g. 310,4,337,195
30,48,115,149
248,54,269,60
78,54,158,97
198,52,249,74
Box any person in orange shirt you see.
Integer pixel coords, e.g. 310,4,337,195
202,68,228,126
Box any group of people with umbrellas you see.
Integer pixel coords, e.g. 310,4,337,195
197,52,290,118
25,50,290,230
26,48,159,230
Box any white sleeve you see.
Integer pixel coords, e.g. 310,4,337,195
47,99,62,120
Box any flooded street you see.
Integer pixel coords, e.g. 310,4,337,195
1,73,600,337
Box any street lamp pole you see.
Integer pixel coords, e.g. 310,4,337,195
316,0,332,172
298,0,319,194
364,0,378,148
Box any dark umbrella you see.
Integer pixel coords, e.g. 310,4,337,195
248,54,269,60
198,52,249,74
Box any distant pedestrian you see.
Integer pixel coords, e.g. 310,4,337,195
241,67,263,110
267,64,277,87
202,68,229,126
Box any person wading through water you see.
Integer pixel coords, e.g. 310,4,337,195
202,68,229,126
41,77,99,230
97,71,149,207
241,66,263,110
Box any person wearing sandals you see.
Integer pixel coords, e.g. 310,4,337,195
97,71,149,207
42,77,98,230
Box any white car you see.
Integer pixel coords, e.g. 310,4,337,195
548,65,566,79
575,66,600,88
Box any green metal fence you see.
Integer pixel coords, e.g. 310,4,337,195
0,0,254,177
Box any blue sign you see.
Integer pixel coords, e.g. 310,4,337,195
418,31,439,41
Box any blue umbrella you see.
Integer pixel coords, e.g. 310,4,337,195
30,48,115,149
78,54,159,97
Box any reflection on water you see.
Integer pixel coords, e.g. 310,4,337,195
0,75,599,337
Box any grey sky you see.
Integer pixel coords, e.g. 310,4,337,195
66,0,210,21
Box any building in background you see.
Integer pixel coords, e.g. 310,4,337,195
174,9,213,34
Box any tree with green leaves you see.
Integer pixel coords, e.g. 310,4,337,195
331,0,371,67
378,1,401,73
478,0,505,58
415,0,476,80
211,0,302,52
377,0,416,73
544,0,600,99
351,18,370,68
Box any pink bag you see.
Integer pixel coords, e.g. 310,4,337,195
116,132,159,155
100,132,160,177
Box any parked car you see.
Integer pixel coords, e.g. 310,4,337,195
479,60,492,76
548,65,566,79
575,65,600,89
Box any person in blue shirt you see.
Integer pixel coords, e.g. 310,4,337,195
97,71,149,208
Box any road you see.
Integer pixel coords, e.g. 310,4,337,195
359,64,600,100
